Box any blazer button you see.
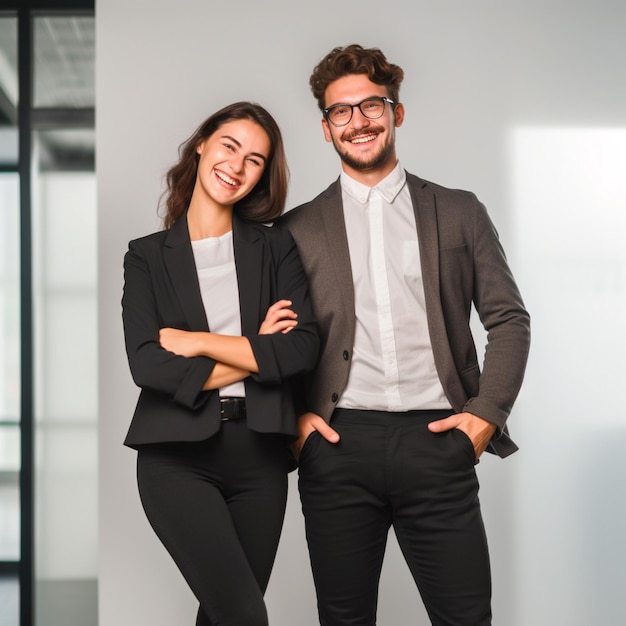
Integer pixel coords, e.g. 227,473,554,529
331,393,338,403
342,350,349,360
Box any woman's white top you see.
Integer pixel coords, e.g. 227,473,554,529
191,230,245,398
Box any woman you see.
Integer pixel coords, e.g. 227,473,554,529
122,102,319,626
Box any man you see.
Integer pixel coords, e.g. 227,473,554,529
279,44,530,626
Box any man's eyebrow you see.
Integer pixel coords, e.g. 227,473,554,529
328,96,381,107
221,135,267,161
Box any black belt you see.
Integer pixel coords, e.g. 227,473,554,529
220,397,246,421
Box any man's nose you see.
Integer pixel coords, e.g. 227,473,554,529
350,106,371,129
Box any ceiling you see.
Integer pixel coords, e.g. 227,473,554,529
0,14,95,168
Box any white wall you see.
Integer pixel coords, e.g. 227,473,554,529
97,1,626,624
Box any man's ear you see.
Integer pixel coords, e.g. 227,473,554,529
394,102,405,128
322,118,333,143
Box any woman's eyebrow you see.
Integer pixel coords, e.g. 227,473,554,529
221,135,267,161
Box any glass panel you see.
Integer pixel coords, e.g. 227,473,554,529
0,425,20,561
33,16,95,109
32,139,97,625
0,16,19,424
0,15,20,624
0,173,20,424
0,128,18,166
0,424,20,474
37,129,94,171
0,574,19,626
0,16,18,120
0,171,19,570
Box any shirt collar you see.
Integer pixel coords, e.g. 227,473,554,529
340,161,407,204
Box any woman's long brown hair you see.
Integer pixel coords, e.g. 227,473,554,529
160,102,289,229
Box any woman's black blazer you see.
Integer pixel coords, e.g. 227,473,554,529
122,212,319,448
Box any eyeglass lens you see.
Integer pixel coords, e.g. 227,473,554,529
327,97,387,125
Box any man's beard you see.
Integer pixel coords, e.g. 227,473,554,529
331,128,395,172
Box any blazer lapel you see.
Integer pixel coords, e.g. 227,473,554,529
319,181,356,317
232,215,262,336
408,175,440,299
163,212,210,331
408,174,462,399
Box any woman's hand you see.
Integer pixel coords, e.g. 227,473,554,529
259,299,298,335
159,328,208,358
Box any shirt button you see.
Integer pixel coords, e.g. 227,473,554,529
331,393,338,403
342,350,349,360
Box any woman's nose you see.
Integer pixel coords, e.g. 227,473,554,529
229,156,244,173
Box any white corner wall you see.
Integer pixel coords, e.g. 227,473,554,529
98,1,626,624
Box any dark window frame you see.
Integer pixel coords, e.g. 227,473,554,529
0,2,95,624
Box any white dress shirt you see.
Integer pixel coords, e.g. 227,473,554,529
191,230,245,398
337,162,451,412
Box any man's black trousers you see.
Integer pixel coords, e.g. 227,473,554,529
298,408,492,626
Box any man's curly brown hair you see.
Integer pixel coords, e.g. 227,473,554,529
309,44,405,112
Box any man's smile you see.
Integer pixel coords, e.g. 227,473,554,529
348,133,379,145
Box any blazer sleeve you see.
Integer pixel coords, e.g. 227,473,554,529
122,239,216,410
246,228,319,385
462,195,531,429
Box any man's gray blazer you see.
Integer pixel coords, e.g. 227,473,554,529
279,172,530,458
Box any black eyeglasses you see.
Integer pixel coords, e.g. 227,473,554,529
323,96,396,127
